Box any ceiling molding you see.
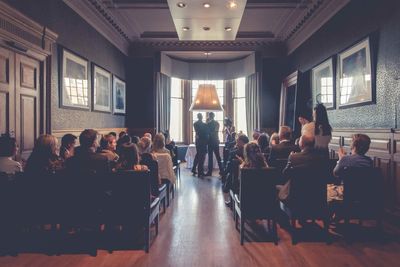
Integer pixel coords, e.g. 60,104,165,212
285,0,351,54
63,0,130,55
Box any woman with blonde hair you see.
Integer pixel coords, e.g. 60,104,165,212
25,134,64,173
242,142,268,168
152,133,170,154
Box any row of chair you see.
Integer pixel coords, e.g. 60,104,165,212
0,170,164,253
230,166,384,245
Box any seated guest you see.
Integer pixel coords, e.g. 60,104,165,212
99,134,119,162
252,130,261,142
241,142,268,168
257,133,270,154
60,134,77,160
333,134,372,177
67,129,109,174
277,134,324,205
299,113,313,136
144,132,152,140
131,135,140,144
118,131,127,140
152,133,171,154
153,149,176,185
0,134,22,174
268,126,299,166
115,143,148,171
25,134,64,174
116,134,131,155
138,136,152,155
269,132,279,146
108,131,117,139
163,130,176,158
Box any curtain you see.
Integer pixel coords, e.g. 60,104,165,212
245,72,261,137
156,72,171,133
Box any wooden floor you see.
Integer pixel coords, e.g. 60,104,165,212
1,167,400,267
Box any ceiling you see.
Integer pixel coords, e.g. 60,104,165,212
164,51,254,61
64,0,350,57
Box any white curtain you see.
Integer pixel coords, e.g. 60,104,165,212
245,73,261,136
156,72,171,133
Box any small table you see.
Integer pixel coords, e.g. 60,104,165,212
185,144,224,169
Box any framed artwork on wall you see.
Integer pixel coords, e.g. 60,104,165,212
60,48,89,109
113,76,126,114
312,57,335,109
92,64,112,112
279,71,298,131
338,37,374,108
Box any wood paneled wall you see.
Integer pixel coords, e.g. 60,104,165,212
329,128,400,224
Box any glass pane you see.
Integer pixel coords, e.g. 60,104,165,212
170,98,183,142
234,98,247,136
234,77,246,97
171,77,182,97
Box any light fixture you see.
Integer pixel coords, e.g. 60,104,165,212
189,52,223,112
224,27,232,32
204,52,212,56
203,3,211,8
203,26,210,31
177,2,186,8
227,1,237,9
182,26,190,31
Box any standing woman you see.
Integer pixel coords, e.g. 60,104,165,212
222,117,236,170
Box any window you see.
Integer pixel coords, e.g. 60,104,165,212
320,77,333,105
233,77,247,136
170,78,183,142
340,77,353,105
64,77,88,106
191,80,224,142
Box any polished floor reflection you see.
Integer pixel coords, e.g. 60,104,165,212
1,167,400,267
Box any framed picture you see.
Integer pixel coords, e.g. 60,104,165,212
92,64,112,112
312,57,335,109
60,48,89,109
279,71,298,131
113,76,126,114
338,37,374,108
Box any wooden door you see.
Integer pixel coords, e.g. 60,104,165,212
15,53,40,160
0,47,15,136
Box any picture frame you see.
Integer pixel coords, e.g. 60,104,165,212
60,48,89,110
92,64,112,112
113,75,126,114
338,37,374,108
279,71,298,131
312,57,335,109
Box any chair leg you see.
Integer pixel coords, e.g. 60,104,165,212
291,219,297,245
235,211,239,231
172,184,175,199
240,217,245,245
324,218,331,244
155,213,159,236
166,185,170,207
144,224,150,253
273,220,278,245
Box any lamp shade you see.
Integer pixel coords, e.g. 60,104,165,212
189,84,224,112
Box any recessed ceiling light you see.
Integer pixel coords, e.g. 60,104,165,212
177,2,186,8
203,3,211,8
204,52,212,56
227,1,237,9
203,26,210,31
182,26,190,31
225,27,232,32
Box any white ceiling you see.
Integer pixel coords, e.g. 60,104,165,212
64,0,351,57
164,51,254,61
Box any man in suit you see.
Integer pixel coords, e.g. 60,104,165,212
277,134,325,205
268,126,300,166
206,112,223,176
192,113,208,177
67,129,110,174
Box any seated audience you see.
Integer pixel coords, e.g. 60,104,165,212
257,133,270,154
25,134,64,174
268,126,299,166
108,131,117,139
277,134,324,205
152,133,171,154
67,129,110,174
153,149,176,185
138,136,152,155
117,134,132,155
163,130,176,159
99,134,119,162
0,134,22,174
333,134,372,177
269,132,279,146
299,113,313,136
118,131,127,140
252,130,261,142
144,132,152,140
241,142,268,168
131,135,140,144
116,143,148,171
60,133,77,160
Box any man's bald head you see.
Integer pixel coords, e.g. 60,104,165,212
299,134,315,150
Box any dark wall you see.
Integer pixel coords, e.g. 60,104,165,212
5,0,127,130
287,0,400,129
126,57,156,129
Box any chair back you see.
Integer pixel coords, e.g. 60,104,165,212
340,167,383,218
141,153,160,196
154,152,176,183
287,165,328,218
105,170,150,225
239,167,279,219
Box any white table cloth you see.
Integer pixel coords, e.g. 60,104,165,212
185,144,224,169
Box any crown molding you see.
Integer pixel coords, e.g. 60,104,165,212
284,0,351,54
63,0,130,55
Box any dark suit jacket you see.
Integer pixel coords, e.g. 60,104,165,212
268,140,300,166
278,148,325,204
207,119,220,145
66,146,110,175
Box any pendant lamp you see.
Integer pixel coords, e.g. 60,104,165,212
189,52,224,112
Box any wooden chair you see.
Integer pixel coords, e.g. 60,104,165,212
105,170,160,253
279,166,330,244
172,145,181,180
339,167,384,240
234,167,280,245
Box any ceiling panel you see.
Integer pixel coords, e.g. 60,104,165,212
164,51,254,61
